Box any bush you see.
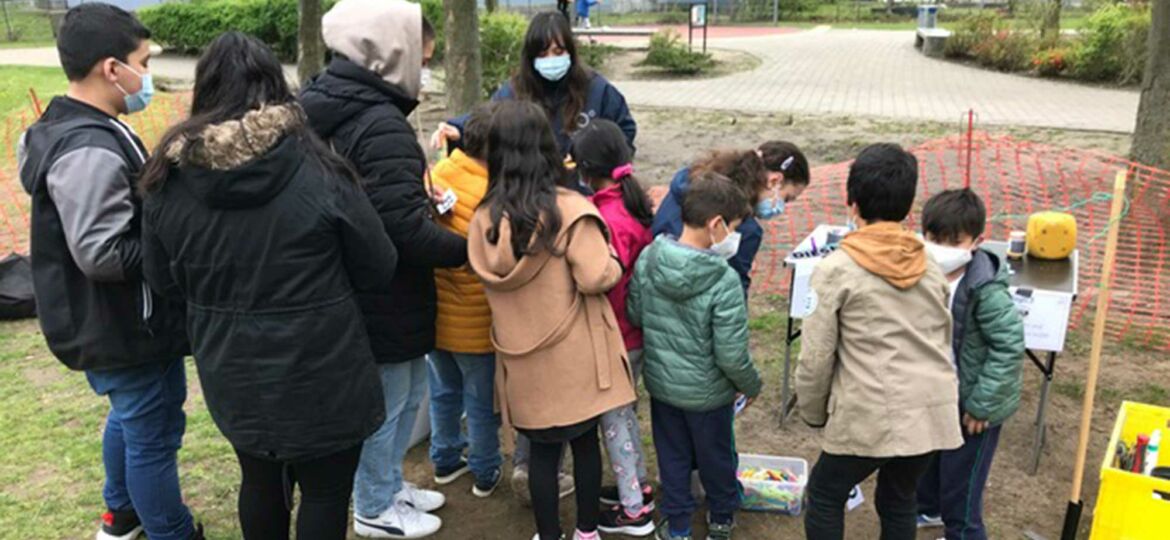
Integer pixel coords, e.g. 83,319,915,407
971,30,1038,72
579,42,619,71
139,0,440,63
945,11,1002,59
639,30,714,75
478,10,526,98
1032,47,1071,77
1069,3,1150,84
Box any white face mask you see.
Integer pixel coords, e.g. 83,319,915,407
925,241,973,275
420,67,432,89
710,221,742,260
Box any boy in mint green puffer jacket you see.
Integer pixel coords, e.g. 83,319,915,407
627,172,762,540
916,189,1026,540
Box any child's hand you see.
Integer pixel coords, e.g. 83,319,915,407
962,412,989,435
430,122,461,150
735,393,756,413
429,185,448,206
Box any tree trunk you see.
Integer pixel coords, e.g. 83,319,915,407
1131,0,1170,172
485,0,497,13
1041,0,1062,43
297,0,325,86
443,0,482,117
886,0,894,16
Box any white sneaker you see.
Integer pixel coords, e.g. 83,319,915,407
354,501,442,539
395,482,446,513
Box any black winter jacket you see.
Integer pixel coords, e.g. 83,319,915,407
142,105,395,461
301,58,467,363
19,97,187,371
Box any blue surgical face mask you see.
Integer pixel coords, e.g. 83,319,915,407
534,54,571,82
115,61,153,114
755,193,786,220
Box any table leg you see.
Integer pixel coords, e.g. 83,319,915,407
1030,351,1057,475
780,310,794,427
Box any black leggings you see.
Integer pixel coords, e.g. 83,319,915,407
529,424,602,540
235,445,362,540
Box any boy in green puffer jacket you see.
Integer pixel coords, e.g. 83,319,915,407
628,172,762,540
916,189,1026,540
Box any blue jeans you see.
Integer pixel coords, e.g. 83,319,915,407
428,350,502,480
353,357,428,518
85,357,194,540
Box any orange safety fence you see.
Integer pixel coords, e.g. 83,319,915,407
752,131,1170,351
2,96,1169,350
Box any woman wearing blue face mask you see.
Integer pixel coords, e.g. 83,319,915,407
652,142,811,294
433,12,636,162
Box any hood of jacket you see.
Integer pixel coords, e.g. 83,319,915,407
641,236,731,302
323,0,422,100
839,221,928,290
471,188,601,292
164,103,304,209
668,167,691,203
962,246,1005,292
300,57,420,141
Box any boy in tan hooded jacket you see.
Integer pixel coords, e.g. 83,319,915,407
796,143,963,540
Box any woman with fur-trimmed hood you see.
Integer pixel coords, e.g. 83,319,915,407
140,33,396,540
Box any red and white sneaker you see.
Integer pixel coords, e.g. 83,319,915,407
96,509,143,540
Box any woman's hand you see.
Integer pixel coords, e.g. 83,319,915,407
430,122,461,150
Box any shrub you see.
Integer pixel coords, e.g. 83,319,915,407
639,30,714,75
478,10,526,98
140,0,440,63
579,42,619,71
1069,3,1150,84
971,30,1038,72
1032,47,1071,77
945,11,1002,59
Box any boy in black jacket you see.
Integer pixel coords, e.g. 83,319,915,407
17,4,198,540
300,0,466,537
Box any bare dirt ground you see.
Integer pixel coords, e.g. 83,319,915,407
396,103,1153,539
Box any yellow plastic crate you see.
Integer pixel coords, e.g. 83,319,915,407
1090,402,1170,539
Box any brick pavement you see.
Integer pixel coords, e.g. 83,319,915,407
611,28,1140,133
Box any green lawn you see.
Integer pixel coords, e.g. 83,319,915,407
0,65,66,116
0,9,57,46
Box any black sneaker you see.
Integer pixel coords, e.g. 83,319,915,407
473,468,503,498
97,509,143,540
599,484,656,511
598,504,655,536
434,457,471,485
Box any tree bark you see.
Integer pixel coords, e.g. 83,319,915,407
1131,0,1170,172
443,0,482,116
1041,0,1062,43
297,0,325,86
485,0,497,13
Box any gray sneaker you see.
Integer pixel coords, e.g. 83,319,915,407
706,520,733,540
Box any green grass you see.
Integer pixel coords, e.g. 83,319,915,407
0,65,65,116
0,320,240,539
0,9,57,46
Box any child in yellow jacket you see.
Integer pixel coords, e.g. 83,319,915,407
429,103,504,497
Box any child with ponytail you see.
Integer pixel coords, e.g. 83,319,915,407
571,119,656,536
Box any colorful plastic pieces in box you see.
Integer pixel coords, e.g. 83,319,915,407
739,466,800,483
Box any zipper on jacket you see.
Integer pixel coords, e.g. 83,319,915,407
140,281,155,336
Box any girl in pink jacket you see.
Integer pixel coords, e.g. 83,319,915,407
572,119,656,536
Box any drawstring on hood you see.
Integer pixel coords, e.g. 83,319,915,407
839,221,928,290
323,0,423,100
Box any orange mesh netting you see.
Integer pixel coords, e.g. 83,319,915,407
751,132,1170,351
2,96,1168,349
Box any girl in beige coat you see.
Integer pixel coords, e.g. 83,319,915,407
468,101,636,540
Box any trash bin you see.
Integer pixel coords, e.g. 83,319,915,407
917,5,939,29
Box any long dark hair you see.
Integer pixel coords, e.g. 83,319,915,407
571,119,652,227
511,12,592,137
691,149,769,207
140,32,354,193
482,101,566,260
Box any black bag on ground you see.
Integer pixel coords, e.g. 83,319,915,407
0,254,36,319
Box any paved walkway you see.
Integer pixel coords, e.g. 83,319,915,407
0,27,1139,132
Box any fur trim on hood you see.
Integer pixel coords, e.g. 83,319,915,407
165,103,302,170
322,0,423,100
